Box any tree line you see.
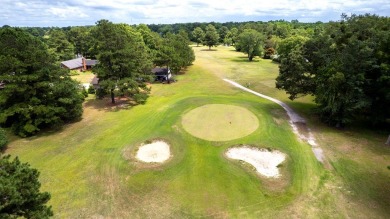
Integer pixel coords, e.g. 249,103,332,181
149,15,389,127
0,20,195,137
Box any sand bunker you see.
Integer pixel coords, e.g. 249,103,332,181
136,141,171,163
226,146,286,178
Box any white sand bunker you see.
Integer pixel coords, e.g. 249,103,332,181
226,147,286,178
136,141,171,163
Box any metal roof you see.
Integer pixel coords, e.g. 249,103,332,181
61,57,83,69
86,60,98,66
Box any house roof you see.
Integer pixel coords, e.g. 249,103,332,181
86,60,98,66
61,57,83,69
61,58,98,69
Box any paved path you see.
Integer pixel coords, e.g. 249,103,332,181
223,78,324,163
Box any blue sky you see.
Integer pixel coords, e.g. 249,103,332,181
1,0,389,27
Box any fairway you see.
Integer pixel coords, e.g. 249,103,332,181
5,46,390,218
181,104,259,141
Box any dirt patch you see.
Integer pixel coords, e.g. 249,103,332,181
226,146,286,178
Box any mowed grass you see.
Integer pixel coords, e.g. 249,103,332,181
181,104,259,141
70,71,95,84
4,46,389,218
194,45,390,218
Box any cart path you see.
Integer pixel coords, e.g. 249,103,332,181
223,78,324,163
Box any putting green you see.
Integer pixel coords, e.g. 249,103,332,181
181,104,259,141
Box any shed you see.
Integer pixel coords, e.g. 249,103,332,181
152,67,172,82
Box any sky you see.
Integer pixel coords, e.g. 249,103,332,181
1,0,389,27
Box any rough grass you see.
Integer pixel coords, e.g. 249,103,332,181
181,104,259,141
4,46,389,218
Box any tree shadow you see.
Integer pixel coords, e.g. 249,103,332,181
200,49,218,51
230,56,260,63
83,97,138,112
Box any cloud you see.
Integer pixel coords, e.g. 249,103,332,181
47,6,88,18
0,0,389,26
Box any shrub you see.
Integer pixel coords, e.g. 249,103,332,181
96,88,106,99
134,93,148,104
0,128,8,150
88,86,95,94
81,86,88,98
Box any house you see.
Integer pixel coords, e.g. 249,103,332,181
61,57,98,71
152,67,172,82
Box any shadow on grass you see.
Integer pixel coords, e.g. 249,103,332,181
84,97,138,112
230,56,261,63
200,49,218,51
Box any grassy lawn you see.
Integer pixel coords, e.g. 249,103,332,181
70,71,95,84
4,46,390,218
181,104,259,141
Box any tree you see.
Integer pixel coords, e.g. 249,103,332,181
203,24,219,50
137,24,162,64
276,47,315,99
92,20,153,104
192,27,204,47
276,14,390,126
229,27,239,45
0,27,84,137
155,32,195,73
0,155,53,218
0,128,7,150
277,35,308,59
67,26,94,58
236,29,265,61
45,29,75,61
218,26,229,43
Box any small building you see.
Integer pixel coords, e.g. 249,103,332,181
61,57,98,71
152,67,172,82
90,75,99,89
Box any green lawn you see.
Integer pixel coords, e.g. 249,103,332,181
5,46,390,218
181,104,259,141
70,71,95,84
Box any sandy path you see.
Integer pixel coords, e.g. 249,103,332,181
223,78,324,163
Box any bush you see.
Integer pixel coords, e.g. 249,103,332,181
96,88,106,99
88,86,95,94
0,128,7,150
134,93,148,104
81,86,88,98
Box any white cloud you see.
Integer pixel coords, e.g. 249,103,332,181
1,0,389,26
47,6,88,18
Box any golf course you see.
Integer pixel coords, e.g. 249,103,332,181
5,46,390,218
